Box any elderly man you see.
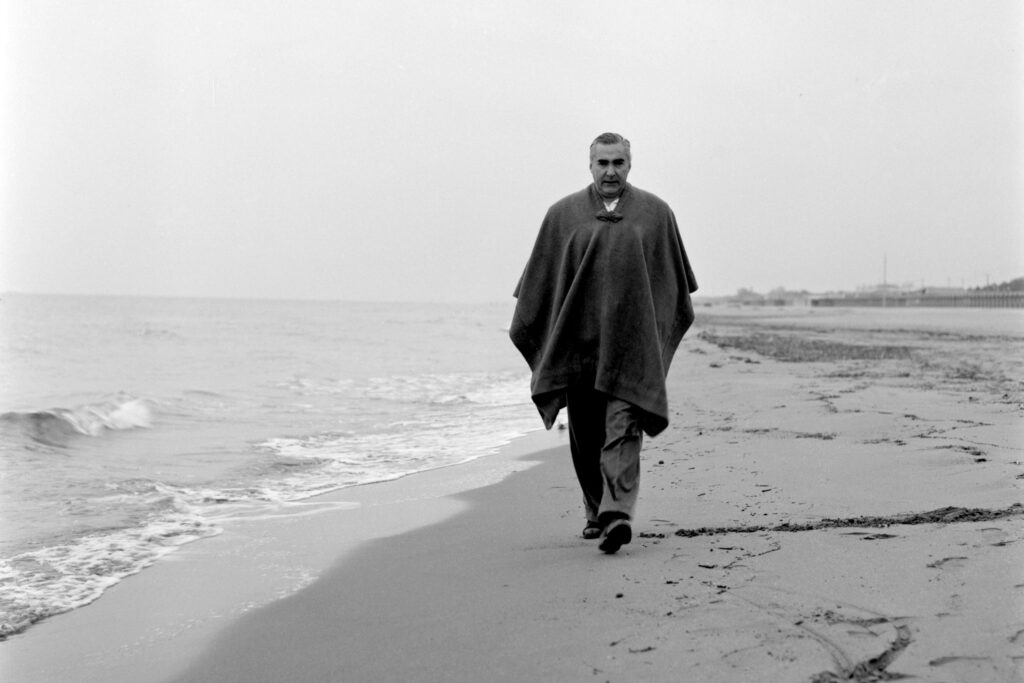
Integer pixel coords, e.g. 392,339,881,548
510,132,698,554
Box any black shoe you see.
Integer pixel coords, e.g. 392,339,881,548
599,520,631,554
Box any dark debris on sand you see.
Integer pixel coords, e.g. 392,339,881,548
674,503,1024,537
698,331,914,363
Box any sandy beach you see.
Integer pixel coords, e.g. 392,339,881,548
4,306,1022,682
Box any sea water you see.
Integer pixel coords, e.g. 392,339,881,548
0,294,541,638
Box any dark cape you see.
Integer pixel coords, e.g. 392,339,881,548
510,184,698,436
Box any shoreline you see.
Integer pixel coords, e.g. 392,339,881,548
1,428,567,683
162,305,1022,682
5,307,1022,682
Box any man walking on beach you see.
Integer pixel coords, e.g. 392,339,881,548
510,132,698,554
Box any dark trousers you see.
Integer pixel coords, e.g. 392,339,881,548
566,389,644,525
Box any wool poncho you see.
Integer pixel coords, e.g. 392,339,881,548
510,184,698,436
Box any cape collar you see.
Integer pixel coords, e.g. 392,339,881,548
590,183,631,223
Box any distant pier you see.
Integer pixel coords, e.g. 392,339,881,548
810,290,1024,309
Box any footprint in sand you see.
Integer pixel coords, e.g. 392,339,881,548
976,525,1016,548
926,556,969,570
842,531,900,541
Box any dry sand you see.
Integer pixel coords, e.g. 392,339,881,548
4,306,1022,682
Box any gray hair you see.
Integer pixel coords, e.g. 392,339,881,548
589,132,631,161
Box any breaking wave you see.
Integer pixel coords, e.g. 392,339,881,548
0,396,153,446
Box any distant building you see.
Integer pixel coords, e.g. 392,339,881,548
811,286,1022,308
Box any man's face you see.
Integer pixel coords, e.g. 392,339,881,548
589,143,631,200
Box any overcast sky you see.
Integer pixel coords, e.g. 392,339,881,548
3,1,1020,301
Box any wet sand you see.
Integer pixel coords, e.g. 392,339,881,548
6,306,1023,682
